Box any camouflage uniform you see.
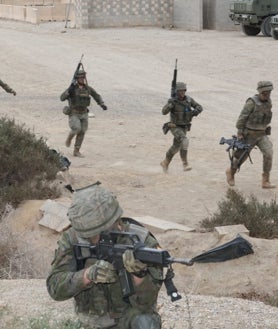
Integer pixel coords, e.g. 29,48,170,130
161,82,203,172
226,81,275,188
61,71,107,157
47,186,163,329
0,79,16,95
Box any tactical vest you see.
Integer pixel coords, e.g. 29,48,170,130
71,86,91,109
245,95,272,131
170,97,193,126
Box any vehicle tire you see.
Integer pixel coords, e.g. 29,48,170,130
241,24,260,36
261,16,272,37
271,28,278,40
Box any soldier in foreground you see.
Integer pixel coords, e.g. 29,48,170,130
0,79,16,95
160,82,203,172
60,69,107,157
226,81,275,188
46,185,163,329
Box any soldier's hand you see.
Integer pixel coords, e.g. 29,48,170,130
87,260,117,283
11,90,16,96
100,104,108,111
68,84,75,96
123,250,146,274
237,133,244,140
168,98,175,104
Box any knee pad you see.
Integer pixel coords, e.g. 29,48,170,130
131,313,161,329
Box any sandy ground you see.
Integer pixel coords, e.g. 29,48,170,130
0,19,278,321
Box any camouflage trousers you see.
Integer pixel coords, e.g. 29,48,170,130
77,309,161,329
166,126,189,160
68,111,88,148
231,131,273,173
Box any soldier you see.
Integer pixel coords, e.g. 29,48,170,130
0,79,16,95
226,81,275,189
160,82,203,172
60,69,107,157
47,184,163,329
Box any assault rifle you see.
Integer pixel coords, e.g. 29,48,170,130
69,54,86,94
74,230,193,302
163,59,178,135
220,135,253,169
171,58,178,98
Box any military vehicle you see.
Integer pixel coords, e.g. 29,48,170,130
270,14,278,39
229,0,278,37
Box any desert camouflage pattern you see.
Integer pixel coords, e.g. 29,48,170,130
46,218,163,329
233,95,273,173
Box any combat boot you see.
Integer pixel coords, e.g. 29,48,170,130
226,168,236,186
73,147,84,158
262,173,276,189
160,158,170,173
65,133,75,147
180,150,192,171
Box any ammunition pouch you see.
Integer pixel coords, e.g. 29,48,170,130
62,106,71,115
265,126,271,136
162,122,177,134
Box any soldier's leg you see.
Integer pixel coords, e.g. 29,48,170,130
179,134,191,171
257,136,275,188
74,114,88,157
160,128,181,173
68,114,81,150
130,313,161,329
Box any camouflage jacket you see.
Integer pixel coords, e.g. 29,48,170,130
60,84,104,113
162,95,203,126
0,79,15,94
46,218,163,323
236,95,272,134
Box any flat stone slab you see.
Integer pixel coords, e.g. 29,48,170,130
39,199,71,233
214,224,249,239
132,215,195,233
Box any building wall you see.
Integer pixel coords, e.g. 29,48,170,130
174,0,202,31
74,0,173,29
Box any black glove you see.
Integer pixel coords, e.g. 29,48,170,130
12,90,16,96
100,104,108,111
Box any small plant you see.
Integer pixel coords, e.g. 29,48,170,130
200,188,278,239
0,117,63,217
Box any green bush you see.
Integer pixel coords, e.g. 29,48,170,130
0,117,62,217
200,188,278,239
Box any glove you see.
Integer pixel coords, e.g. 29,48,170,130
100,104,108,111
12,90,16,96
87,260,117,283
123,250,146,274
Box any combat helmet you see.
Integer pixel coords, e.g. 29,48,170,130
176,82,187,91
257,81,273,93
75,69,86,78
68,184,123,238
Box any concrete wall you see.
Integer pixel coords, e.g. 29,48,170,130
74,0,173,29
203,0,238,31
174,0,202,31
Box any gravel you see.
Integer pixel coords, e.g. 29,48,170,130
0,279,277,329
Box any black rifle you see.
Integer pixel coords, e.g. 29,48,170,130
220,135,253,169
74,231,193,302
69,54,86,94
162,59,178,135
171,58,178,98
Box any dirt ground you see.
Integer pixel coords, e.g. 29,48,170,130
0,20,278,304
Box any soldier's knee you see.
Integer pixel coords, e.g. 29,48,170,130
131,313,161,329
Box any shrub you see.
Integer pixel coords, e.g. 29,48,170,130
200,188,278,239
0,117,62,217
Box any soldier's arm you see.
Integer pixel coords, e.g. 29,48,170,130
60,88,70,101
236,99,254,135
46,231,90,301
162,99,174,115
190,97,203,116
88,86,104,105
